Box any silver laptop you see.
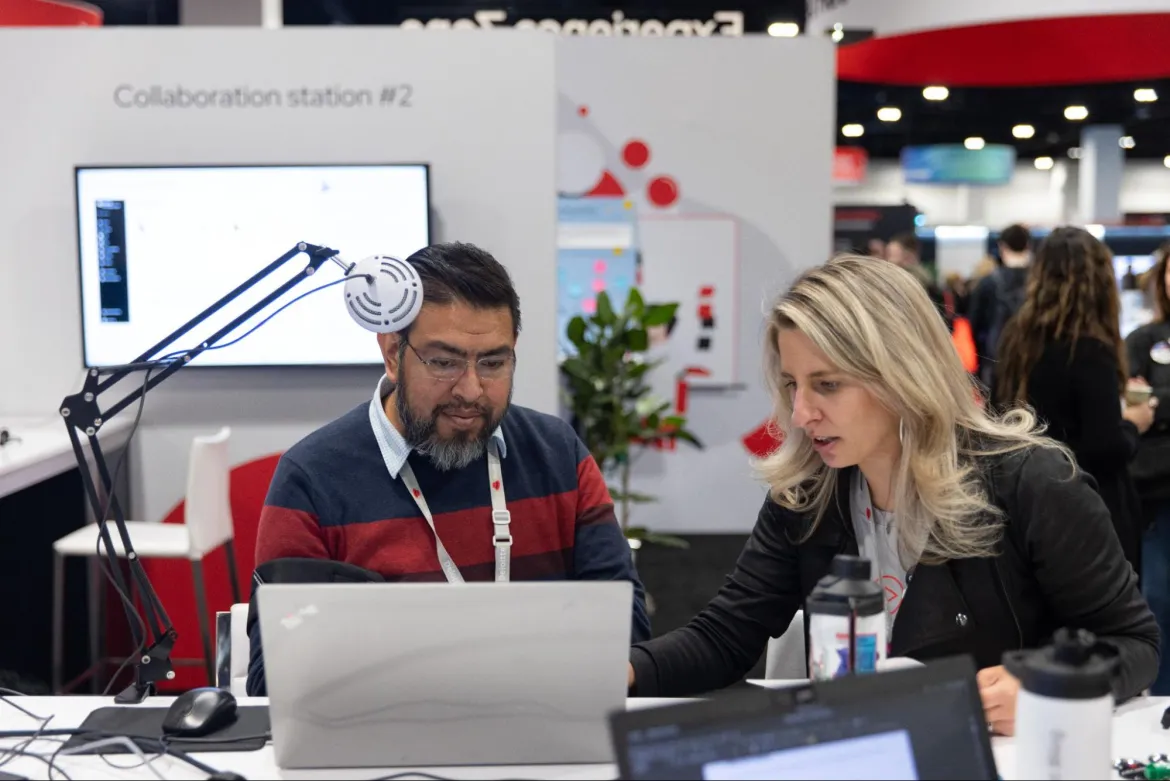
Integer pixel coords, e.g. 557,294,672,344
257,580,634,769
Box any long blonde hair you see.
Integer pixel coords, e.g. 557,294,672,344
759,254,1069,565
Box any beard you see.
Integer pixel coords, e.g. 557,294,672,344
396,376,510,471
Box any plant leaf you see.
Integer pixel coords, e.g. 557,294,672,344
611,490,658,504
626,287,645,318
595,291,616,325
559,357,593,383
566,316,587,348
671,429,704,449
643,303,678,327
626,328,649,352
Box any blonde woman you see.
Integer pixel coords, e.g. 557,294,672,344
627,255,1158,736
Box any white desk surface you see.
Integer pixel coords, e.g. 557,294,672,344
2,693,1168,780
0,415,134,500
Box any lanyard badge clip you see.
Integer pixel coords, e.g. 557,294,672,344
492,509,513,546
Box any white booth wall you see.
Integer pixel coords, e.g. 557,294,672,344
0,28,558,524
0,29,835,535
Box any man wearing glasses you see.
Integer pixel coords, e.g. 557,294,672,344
246,242,650,695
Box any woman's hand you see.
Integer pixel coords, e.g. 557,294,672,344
977,665,1021,736
1123,400,1156,434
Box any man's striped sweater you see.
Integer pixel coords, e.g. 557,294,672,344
247,398,650,695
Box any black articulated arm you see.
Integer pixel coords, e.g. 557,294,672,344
59,242,344,704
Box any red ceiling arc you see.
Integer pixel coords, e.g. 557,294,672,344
0,0,102,26
837,13,1170,87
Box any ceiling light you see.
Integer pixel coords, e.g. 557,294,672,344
841,123,864,138
1064,105,1089,121
1012,124,1035,139
964,137,985,151
830,27,844,42
877,107,902,122
1164,155,1170,169
1135,88,1158,103
1120,136,1136,149
922,86,949,101
1068,147,1082,159
1034,156,1055,170
767,21,800,37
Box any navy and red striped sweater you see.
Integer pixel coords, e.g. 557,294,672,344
247,400,650,695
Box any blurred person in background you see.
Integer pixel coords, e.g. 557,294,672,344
970,255,999,285
943,272,972,318
886,231,950,332
971,224,1032,387
627,255,1158,735
1126,242,1170,693
995,226,1155,577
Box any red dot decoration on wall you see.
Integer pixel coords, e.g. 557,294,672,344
577,105,589,117
648,176,680,208
622,140,650,169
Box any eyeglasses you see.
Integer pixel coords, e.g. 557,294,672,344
406,342,516,383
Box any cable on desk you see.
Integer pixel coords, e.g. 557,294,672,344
56,736,165,781
0,725,259,780
0,694,54,770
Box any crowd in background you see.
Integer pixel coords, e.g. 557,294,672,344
865,226,1170,694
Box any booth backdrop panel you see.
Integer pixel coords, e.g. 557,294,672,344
0,27,558,529
557,37,835,534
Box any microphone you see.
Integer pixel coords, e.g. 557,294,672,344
343,255,424,334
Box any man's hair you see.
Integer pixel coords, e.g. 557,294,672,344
999,224,1032,254
403,242,521,337
889,231,920,256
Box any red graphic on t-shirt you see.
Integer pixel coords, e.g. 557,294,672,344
882,574,905,615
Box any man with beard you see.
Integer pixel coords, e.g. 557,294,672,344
245,242,649,695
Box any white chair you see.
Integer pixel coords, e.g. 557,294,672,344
764,609,807,680
214,602,251,697
51,426,241,692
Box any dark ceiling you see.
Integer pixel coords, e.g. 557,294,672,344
839,79,1170,161
87,1,1170,161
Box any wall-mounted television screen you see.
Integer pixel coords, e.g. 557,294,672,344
75,163,431,368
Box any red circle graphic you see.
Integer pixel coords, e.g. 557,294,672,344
647,176,680,208
622,140,650,169
577,105,589,117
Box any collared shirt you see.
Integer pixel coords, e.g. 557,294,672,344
368,374,507,478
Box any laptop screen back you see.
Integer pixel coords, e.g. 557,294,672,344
611,656,997,781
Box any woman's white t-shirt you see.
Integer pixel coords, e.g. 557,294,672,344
849,470,921,638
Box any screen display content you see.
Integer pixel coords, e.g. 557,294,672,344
75,164,431,367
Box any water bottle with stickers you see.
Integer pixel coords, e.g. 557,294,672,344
807,554,886,679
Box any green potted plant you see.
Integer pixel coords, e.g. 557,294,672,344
560,288,703,550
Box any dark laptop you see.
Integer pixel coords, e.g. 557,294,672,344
609,656,998,780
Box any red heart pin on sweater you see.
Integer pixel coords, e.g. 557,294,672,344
413,489,421,498
493,480,501,490
865,507,871,519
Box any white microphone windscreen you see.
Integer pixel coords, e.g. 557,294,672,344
343,255,423,334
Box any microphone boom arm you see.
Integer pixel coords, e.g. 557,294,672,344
60,242,342,704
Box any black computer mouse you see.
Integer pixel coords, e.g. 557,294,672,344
162,687,238,738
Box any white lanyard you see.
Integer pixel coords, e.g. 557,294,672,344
368,384,512,583
398,446,512,583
